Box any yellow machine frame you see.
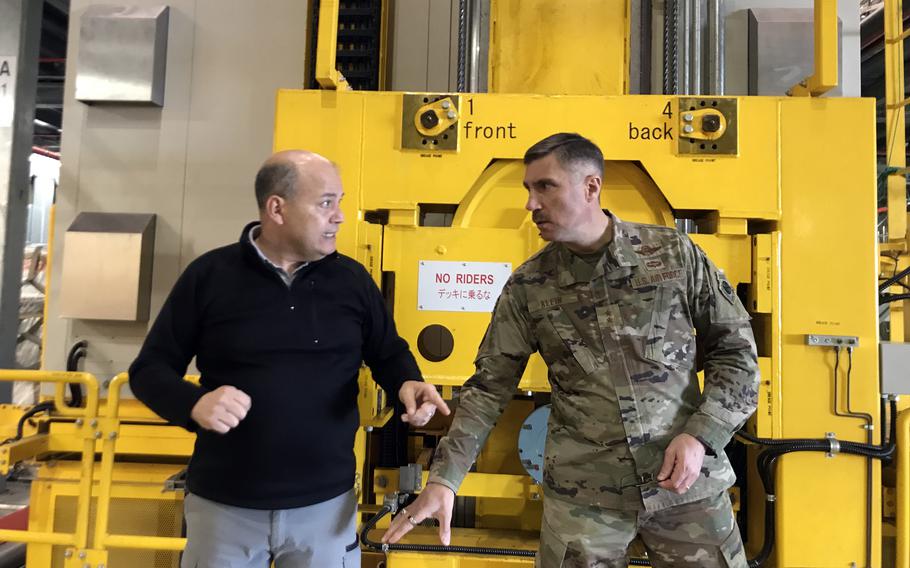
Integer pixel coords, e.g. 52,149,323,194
0,1,907,567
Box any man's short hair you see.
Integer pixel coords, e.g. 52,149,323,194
254,161,298,209
523,133,604,177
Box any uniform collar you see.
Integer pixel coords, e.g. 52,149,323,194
555,213,639,287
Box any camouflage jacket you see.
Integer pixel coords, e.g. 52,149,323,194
428,216,759,512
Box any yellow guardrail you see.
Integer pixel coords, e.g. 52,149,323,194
898,409,910,568
0,370,100,550
92,373,188,554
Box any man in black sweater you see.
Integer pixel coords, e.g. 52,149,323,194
130,150,448,568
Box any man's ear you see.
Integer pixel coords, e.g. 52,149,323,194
585,174,602,204
264,195,285,225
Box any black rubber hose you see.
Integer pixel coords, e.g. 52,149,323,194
360,505,653,564
1,401,54,445
360,505,535,557
65,340,87,408
879,265,910,291
743,399,898,568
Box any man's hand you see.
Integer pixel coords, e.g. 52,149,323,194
657,433,706,494
190,386,251,434
399,381,450,427
382,482,455,546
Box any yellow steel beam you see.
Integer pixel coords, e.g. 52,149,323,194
374,469,542,500
39,204,55,369
315,0,348,90
788,0,838,96
886,0,908,246
0,434,48,474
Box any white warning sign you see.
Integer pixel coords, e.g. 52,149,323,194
417,260,512,313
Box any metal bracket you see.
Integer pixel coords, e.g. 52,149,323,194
398,463,423,493
401,94,460,151
677,97,738,155
63,547,108,568
805,334,859,348
825,432,840,457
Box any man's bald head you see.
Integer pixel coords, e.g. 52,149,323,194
254,150,335,210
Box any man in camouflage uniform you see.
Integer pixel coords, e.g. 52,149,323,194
382,133,759,567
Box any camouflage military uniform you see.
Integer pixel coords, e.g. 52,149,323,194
428,215,759,567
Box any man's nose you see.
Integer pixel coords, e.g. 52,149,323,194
333,207,345,224
525,193,538,212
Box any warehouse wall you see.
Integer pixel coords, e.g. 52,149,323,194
44,1,309,383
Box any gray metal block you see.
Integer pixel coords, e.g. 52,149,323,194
746,8,843,97
75,5,169,106
881,342,910,395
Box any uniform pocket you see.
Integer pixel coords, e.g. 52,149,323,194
543,302,602,376
719,526,747,568
536,515,569,568
627,285,695,370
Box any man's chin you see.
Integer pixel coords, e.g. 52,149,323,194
537,229,556,242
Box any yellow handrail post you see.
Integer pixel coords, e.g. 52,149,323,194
884,0,910,344
0,370,100,549
92,372,129,550
788,0,838,96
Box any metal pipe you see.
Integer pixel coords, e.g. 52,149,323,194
457,0,467,92
104,534,187,551
690,0,702,94
663,0,679,94
706,0,724,94
465,0,483,92
679,0,691,94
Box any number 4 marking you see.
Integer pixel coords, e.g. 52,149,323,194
662,101,673,119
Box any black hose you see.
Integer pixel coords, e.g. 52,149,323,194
740,398,897,567
361,505,536,557
879,265,910,291
880,293,910,304
65,340,87,408
360,505,654,564
1,401,54,445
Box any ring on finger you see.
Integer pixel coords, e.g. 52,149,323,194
407,515,419,527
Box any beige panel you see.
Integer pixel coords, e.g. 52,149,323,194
45,0,309,387
427,0,454,91
60,232,144,320
389,0,430,91
46,0,197,381
179,0,309,262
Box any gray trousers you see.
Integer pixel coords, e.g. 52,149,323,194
181,489,361,568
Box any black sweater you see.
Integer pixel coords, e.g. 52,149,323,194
129,222,421,509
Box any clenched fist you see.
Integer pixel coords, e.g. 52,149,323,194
191,386,251,434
